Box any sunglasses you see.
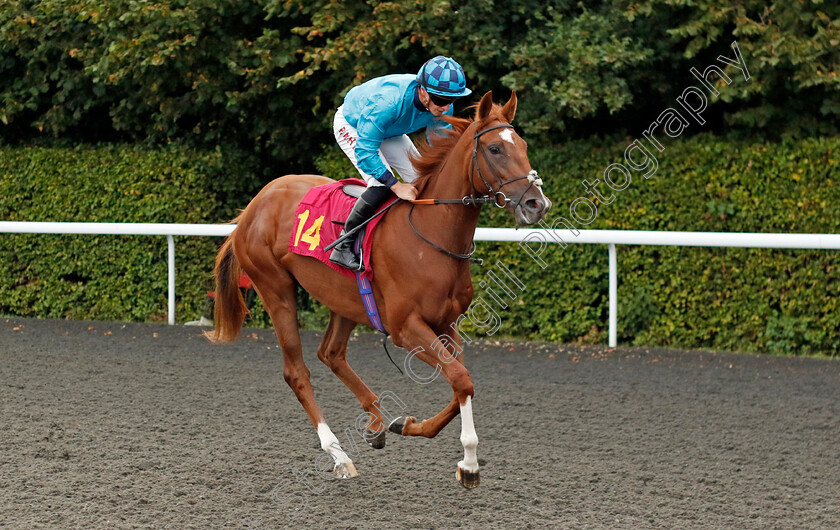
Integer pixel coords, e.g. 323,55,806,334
428,93,456,107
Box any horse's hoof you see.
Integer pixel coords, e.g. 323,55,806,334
334,461,359,479
388,416,415,435
456,464,480,489
365,428,386,449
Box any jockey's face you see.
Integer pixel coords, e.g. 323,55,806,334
419,87,453,117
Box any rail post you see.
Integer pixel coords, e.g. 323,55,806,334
167,235,175,325
608,243,617,348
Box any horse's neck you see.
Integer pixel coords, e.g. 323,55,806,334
424,151,474,201
414,143,481,250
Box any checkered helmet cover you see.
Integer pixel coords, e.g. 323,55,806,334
416,56,472,98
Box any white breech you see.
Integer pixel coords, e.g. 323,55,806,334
333,105,421,187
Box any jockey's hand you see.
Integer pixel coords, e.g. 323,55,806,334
391,182,418,201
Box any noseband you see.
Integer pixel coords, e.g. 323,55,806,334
407,121,544,264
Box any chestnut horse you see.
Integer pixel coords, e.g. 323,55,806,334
208,91,550,488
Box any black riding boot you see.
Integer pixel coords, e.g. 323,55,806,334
329,186,392,271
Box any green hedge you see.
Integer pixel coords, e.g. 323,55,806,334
3,136,837,356
0,144,259,323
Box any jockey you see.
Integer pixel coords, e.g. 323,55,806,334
329,56,472,271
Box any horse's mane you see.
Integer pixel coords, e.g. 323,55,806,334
409,103,508,194
409,114,471,195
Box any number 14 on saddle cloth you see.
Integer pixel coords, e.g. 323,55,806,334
288,178,396,281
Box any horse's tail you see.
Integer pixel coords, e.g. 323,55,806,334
205,235,248,343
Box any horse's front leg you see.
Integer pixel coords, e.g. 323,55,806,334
457,393,480,488
389,328,467,439
390,313,480,488
390,396,459,438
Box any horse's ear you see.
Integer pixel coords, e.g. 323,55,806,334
502,90,517,123
477,91,494,120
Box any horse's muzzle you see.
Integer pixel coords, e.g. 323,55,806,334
514,192,552,227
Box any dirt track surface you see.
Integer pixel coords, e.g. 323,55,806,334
1,317,839,529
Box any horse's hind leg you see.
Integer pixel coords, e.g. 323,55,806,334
247,264,359,479
317,312,387,449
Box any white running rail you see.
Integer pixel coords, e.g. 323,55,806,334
2,222,838,345
0,222,233,326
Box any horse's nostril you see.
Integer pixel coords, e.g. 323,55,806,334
526,199,543,211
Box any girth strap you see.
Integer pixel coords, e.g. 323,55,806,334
352,236,402,373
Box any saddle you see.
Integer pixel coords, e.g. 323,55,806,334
340,183,366,199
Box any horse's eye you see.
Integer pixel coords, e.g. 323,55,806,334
489,145,502,155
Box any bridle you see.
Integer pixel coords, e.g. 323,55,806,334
408,121,544,264
469,123,542,209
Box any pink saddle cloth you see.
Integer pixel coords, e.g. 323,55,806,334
288,178,396,281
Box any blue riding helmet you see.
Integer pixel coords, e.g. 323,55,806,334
416,56,472,98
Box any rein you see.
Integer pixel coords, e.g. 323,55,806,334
407,203,483,264
407,121,543,264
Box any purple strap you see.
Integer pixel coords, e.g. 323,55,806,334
354,233,387,334
355,272,386,334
